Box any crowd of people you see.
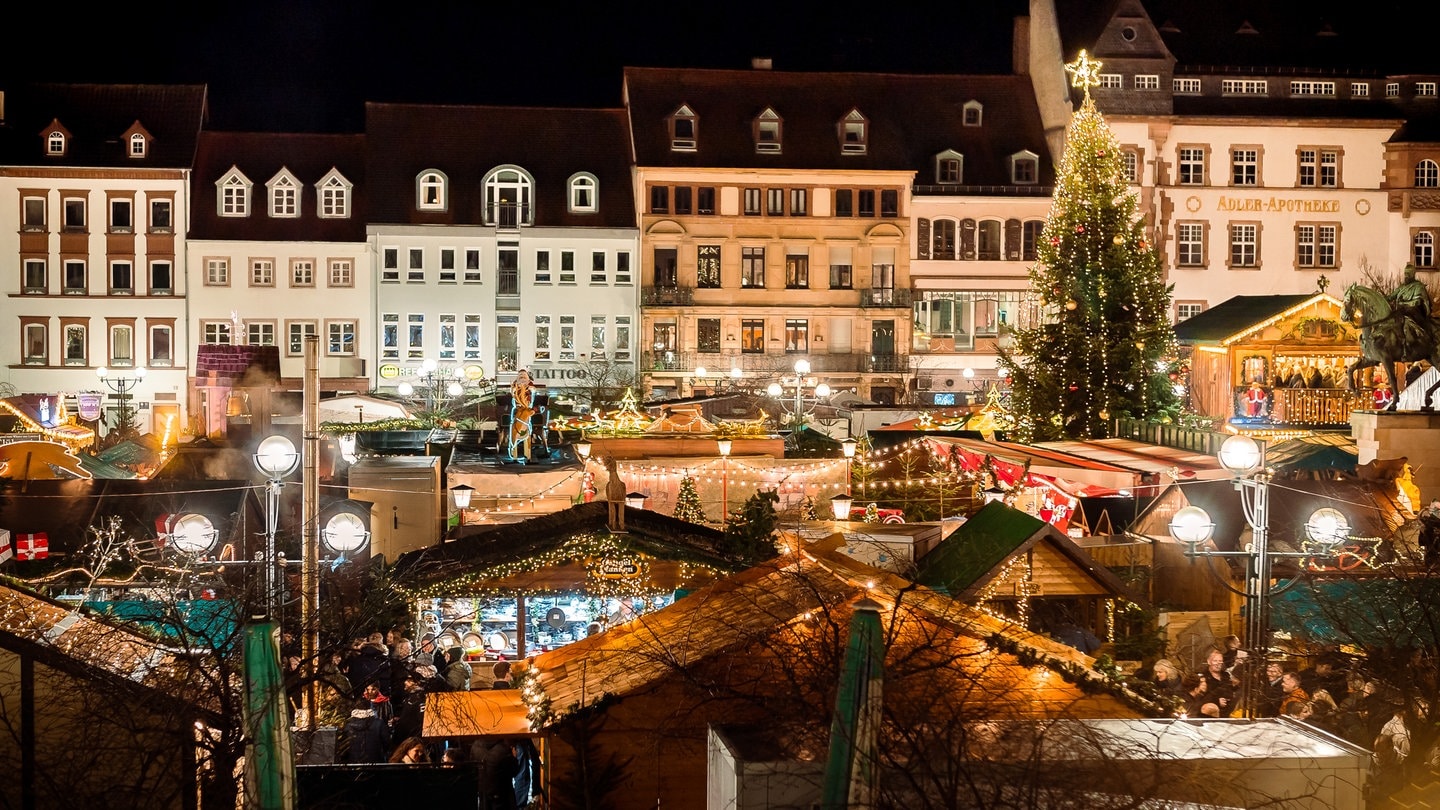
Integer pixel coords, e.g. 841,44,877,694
283,627,544,809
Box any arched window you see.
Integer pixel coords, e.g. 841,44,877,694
1416,231,1436,268
417,170,447,210
129,132,147,158
484,166,534,227
217,168,252,217
568,173,598,213
47,130,65,155
962,100,983,127
932,219,957,260
1416,160,1439,188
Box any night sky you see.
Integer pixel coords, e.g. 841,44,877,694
7,0,1026,132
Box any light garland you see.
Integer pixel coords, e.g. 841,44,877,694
972,553,1033,628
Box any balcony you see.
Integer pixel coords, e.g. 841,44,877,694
865,354,908,373
859,288,913,308
642,286,694,306
1232,385,1363,428
642,351,697,372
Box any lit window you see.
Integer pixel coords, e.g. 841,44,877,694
484,166,534,227
417,170,447,210
568,173,598,212
129,132,147,157
840,109,868,154
47,129,66,155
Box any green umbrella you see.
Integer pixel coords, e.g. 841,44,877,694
821,597,884,809
243,621,296,810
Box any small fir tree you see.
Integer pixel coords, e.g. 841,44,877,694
999,51,1178,441
672,474,707,524
724,490,781,563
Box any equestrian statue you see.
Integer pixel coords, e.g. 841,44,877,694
1342,265,1440,411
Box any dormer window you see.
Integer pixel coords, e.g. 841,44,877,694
962,100,983,127
935,150,963,184
417,170,447,211
840,109,868,154
122,121,152,159
755,108,783,153
1010,151,1039,185
669,105,697,151
41,120,71,156
267,169,301,218
129,133,146,157
484,165,534,227
316,169,352,218
216,168,252,217
568,173,598,213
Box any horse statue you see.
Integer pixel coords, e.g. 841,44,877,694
1341,283,1440,410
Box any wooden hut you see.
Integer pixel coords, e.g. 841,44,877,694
1175,294,1364,436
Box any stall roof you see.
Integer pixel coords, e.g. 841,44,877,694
1174,294,1339,346
922,436,1141,492
1032,438,1233,482
423,689,530,739
1263,434,1358,474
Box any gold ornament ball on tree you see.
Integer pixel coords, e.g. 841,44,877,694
1065,300,1078,310
1113,234,1125,245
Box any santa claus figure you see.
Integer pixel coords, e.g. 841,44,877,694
1244,382,1268,418
1373,381,1394,410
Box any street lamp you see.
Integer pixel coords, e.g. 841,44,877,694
1167,433,1350,717
95,365,147,439
767,358,832,439
717,437,733,526
450,483,475,526
254,435,299,618
169,513,218,556
574,439,593,462
625,492,647,509
841,437,857,496
321,512,370,556
831,492,855,522
396,360,472,415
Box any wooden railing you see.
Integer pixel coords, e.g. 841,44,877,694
1232,386,1366,427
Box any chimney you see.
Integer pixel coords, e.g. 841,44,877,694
751,57,773,71
1013,16,1031,75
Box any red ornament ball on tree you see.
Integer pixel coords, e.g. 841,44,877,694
1050,237,1061,246
1075,225,1085,233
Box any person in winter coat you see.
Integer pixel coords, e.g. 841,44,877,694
443,647,473,691
472,738,520,810
392,674,427,742
348,634,393,697
342,698,390,764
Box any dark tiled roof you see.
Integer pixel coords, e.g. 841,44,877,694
0,83,206,168
1173,294,1313,343
1172,96,1404,121
363,104,636,228
189,131,366,241
1388,116,1440,144
622,67,1053,185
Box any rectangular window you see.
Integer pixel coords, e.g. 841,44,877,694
560,250,576,284
63,323,87,365
767,188,784,216
23,197,46,230
1173,78,1201,94
784,319,809,353
206,258,229,286
1231,148,1258,186
1297,224,1338,268
407,314,424,359
64,261,87,294
616,251,631,284
590,251,607,284
790,188,807,216
674,186,692,215
858,190,876,217
247,322,276,346
741,247,765,288
535,250,552,283
464,248,482,283
744,187,762,216
740,319,765,353
1221,79,1268,96
835,189,853,217
559,316,576,361
1023,221,1043,261
977,221,1002,261
321,182,348,217
24,323,47,364
1122,151,1139,183
64,198,86,230
533,315,550,361
110,198,133,232
654,248,677,287
382,247,399,282
650,186,669,214
1419,82,1438,97
615,316,631,360
697,318,721,353
830,246,852,289
439,248,457,283
202,321,232,345
1230,223,1258,268
408,248,424,282
1290,81,1336,96
23,260,46,293
1177,303,1204,320
150,324,173,366
1098,74,1122,89
498,248,519,294
291,259,315,287
496,316,516,370
328,259,353,287
464,314,481,360
1387,83,1400,98
873,247,896,292
785,250,809,289
880,189,898,217
1134,74,1159,90
381,314,399,359
439,313,457,359
1351,82,1370,97
697,187,716,214
327,321,356,355
591,315,607,354
1179,148,1206,186
697,245,721,288
652,323,677,356
110,325,133,366
150,261,173,294
1298,149,1318,187
288,320,318,356
109,262,133,294
1177,223,1205,266
251,259,274,286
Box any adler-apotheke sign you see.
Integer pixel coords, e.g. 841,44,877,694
1216,196,1340,214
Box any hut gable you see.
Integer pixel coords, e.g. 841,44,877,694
1175,294,1348,347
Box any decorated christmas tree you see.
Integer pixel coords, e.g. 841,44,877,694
999,51,1178,441
672,474,707,524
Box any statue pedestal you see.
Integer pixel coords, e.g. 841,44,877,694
1351,410,1440,501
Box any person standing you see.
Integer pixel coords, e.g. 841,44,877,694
473,738,521,810
342,698,389,764
444,647,473,691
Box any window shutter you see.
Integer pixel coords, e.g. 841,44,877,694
1004,219,1022,260
917,218,931,260
961,219,977,260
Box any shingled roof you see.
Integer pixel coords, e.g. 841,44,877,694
1173,294,1317,344
0,83,206,168
622,67,1053,185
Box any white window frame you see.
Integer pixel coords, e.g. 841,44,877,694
202,321,232,346
1231,148,1259,187
464,314,481,360
1177,302,1205,321
247,321,276,347
328,258,353,287
936,150,963,184
109,324,134,366
23,259,46,294
150,261,173,295
534,315,551,361
129,132,146,157
1009,150,1039,185
670,105,698,151
1387,83,1401,98
1229,223,1259,268
755,108,783,153
483,166,535,227
1098,74,1122,89
1173,78,1202,94
406,313,425,359
1417,160,1440,189
205,258,230,286
962,100,983,127
1351,82,1370,97
149,198,173,232
1133,74,1159,90
439,313,457,360
1221,79,1268,96
250,259,275,287
47,130,65,155
417,170,447,211
559,316,576,362
1419,82,1438,98
1178,147,1206,186
615,316,631,361
326,320,357,356
616,251,632,285
568,173,598,213
839,109,868,154
109,198,133,233
267,169,300,218
291,258,315,287
380,314,400,359
1290,81,1336,96
316,169,351,218
149,324,173,366
382,247,399,282
217,168,252,217
286,320,318,357
1415,231,1436,268
464,248,482,284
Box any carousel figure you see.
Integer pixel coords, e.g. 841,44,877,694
507,369,536,463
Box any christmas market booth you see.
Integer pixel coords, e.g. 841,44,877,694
1174,293,1364,436
391,501,748,665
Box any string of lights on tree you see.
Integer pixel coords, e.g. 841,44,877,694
1000,50,1179,442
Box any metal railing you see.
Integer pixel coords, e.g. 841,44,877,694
859,288,913,308
641,286,694,306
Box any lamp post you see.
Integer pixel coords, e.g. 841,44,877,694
830,492,855,522
1168,433,1350,717
450,483,475,526
321,512,370,558
95,365,147,439
767,358,832,439
254,435,299,618
841,437,857,496
716,437,733,527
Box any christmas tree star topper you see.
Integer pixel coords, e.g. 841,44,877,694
1065,50,1103,97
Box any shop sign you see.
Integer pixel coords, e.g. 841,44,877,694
531,367,593,382
379,362,486,380
77,392,103,421
597,557,642,579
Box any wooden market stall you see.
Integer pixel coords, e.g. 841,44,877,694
1175,294,1365,435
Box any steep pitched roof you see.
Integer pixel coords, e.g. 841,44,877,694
363,104,636,228
0,83,206,168
622,67,1053,185
189,131,367,241
1173,294,1324,344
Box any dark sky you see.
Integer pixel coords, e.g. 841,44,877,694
9,0,1026,132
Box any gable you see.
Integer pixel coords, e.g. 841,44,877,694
1091,0,1174,62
